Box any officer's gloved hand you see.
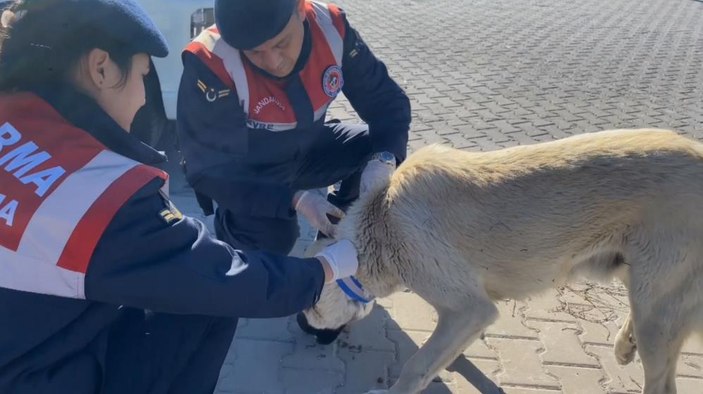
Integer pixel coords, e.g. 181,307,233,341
293,189,344,237
360,158,396,196
314,239,358,283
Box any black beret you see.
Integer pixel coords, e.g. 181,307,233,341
215,0,298,50
13,0,169,57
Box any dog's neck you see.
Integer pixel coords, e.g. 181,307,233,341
339,187,405,299
354,247,405,299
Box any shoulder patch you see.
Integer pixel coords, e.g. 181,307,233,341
197,79,231,102
158,191,184,225
159,206,183,225
322,65,344,97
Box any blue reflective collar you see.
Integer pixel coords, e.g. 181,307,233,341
336,276,375,304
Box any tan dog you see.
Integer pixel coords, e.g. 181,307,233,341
302,129,703,394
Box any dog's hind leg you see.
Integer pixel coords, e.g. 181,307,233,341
631,304,687,394
624,234,698,394
627,259,689,393
615,312,637,365
381,298,499,394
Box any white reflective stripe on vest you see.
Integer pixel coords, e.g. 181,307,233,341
246,104,329,132
0,149,141,299
311,2,343,65
199,30,251,114
247,120,298,132
215,38,250,115
0,253,86,300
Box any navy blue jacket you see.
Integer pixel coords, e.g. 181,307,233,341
0,86,325,393
177,10,411,219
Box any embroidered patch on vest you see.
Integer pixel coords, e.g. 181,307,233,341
158,191,184,225
322,65,344,97
159,204,183,225
197,79,230,102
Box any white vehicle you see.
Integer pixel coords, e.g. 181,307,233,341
132,0,215,148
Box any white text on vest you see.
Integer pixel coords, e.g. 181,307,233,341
0,122,66,198
0,193,17,226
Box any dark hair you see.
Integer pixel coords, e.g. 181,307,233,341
0,0,135,92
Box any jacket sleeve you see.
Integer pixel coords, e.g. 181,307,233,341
84,178,324,318
339,11,412,161
176,52,295,219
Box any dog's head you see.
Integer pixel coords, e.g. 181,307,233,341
298,238,375,344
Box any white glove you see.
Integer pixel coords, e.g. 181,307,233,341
293,189,344,237
315,239,358,282
360,159,395,195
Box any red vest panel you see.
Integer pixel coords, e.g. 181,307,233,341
0,93,166,299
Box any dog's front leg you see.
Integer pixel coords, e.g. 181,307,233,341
381,300,499,394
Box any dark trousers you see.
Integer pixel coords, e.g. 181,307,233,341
102,309,237,394
215,122,372,254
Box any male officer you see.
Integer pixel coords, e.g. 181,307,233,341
177,0,411,255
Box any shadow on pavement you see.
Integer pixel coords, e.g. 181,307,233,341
447,354,505,394
324,302,504,394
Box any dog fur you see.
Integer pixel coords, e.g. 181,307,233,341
302,129,703,394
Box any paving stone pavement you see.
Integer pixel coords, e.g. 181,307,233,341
164,0,703,392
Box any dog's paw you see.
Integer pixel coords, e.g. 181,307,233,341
614,332,637,365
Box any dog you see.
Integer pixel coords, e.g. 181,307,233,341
301,129,703,394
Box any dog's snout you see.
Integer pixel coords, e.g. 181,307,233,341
296,312,344,345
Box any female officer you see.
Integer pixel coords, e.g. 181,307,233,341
0,1,357,393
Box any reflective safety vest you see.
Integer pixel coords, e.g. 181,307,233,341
185,1,347,132
0,93,167,299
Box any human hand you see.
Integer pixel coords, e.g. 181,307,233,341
293,189,344,237
314,239,358,283
360,158,395,195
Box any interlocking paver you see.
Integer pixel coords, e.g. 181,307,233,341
528,321,599,368
338,306,396,353
489,337,559,390
279,338,344,374
585,344,644,393
578,320,623,348
385,291,438,332
503,389,560,394
218,339,292,393
544,365,605,394
280,367,341,394
235,317,296,342
335,350,395,394
485,301,538,340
